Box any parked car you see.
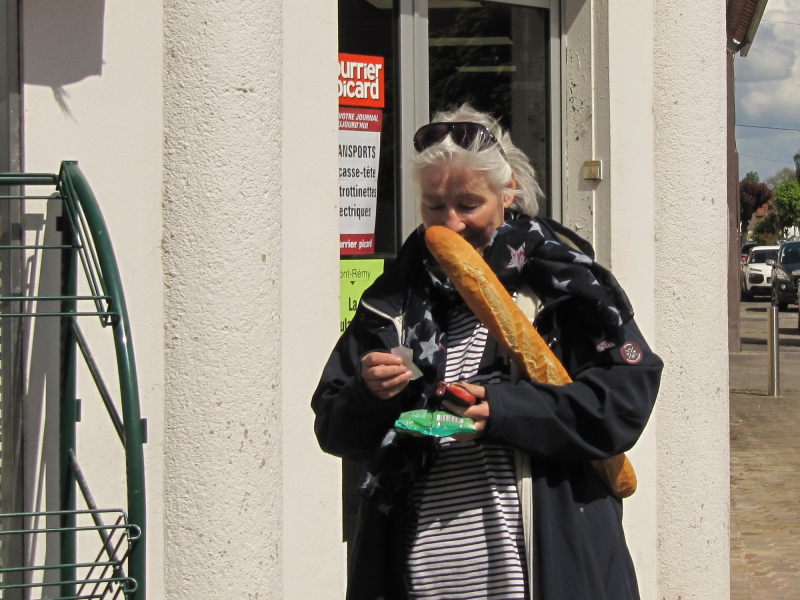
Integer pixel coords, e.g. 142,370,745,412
741,245,778,300
741,240,758,264
769,240,800,310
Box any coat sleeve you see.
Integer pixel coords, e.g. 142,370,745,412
311,310,406,463
484,315,662,462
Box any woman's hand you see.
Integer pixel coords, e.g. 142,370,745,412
441,381,491,438
360,351,413,400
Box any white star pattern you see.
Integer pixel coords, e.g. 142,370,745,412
569,250,593,265
380,429,397,447
507,244,527,271
552,276,571,291
528,220,543,234
418,334,440,363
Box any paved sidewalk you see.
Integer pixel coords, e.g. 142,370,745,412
730,299,800,599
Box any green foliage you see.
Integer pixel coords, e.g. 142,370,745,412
765,167,796,190
753,213,780,245
795,150,800,183
743,171,760,183
773,180,800,235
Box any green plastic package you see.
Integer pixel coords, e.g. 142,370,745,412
394,409,477,438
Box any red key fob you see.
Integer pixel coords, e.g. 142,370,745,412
435,382,477,407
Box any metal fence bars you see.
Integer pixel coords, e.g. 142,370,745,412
0,509,140,599
0,163,145,599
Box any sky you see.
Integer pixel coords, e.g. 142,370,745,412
734,0,800,182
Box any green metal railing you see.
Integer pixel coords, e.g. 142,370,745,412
0,162,146,599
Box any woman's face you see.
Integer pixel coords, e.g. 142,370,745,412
420,165,513,249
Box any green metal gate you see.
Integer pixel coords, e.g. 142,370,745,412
0,162,146,599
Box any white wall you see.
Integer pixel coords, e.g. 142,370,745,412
281,1,344,598
566,2,730,598
563,1,660,594
654,1,730,598
21,0,165,596
606,2,658,597
162,0,285,598
16,1,732,598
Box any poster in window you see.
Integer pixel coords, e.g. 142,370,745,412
338,54,384,256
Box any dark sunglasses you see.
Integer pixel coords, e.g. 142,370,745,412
412,121,507,159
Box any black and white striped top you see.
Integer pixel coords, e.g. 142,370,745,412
404,305,527,599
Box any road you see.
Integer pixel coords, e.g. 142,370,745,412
730,298,800,599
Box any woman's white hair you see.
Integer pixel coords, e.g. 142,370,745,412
412,104,542,216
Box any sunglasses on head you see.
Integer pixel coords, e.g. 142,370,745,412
412,121,507,159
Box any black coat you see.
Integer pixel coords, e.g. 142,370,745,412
312,217,663,600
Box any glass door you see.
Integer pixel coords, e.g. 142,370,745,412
400,0,561,237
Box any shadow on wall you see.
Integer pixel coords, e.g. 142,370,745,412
22,197,65,586
23,0,106,116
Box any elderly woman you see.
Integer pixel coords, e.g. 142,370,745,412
312,105,662,600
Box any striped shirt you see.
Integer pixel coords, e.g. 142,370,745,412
404,305,527,599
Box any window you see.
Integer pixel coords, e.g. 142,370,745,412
339,0,399,257
339,0,560,257
427,1,553,208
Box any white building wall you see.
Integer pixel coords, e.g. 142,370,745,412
280,1,344,598
563,1,729,597
562,1,659,593
606,2,658,597
653,1,730,598
21,0,166,597
15,1,732,598
161,1,285,598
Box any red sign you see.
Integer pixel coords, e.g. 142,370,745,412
338,54,385,108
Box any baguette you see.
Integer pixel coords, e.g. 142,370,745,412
424,225,637,498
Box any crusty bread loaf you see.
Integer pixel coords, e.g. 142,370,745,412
425,225,637,498
425,225,571,385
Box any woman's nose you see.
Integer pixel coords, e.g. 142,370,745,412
443,208,465,232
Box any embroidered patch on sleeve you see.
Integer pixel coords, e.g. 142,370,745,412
620,342,643,365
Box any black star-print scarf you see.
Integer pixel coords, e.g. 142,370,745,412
359,211,634,512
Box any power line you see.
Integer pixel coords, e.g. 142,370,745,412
737,124,800,132
761,19,800,26
739,153,793,165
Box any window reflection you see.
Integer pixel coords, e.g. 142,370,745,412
428,2,551,213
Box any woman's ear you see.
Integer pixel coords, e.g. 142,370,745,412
502,174,517,208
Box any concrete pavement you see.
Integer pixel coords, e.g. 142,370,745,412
730,298,800,599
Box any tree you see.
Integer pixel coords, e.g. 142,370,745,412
753,212,780,245
743,170,760,183
773,179,800,236
739,179,772,233
765,167,796,189
794,150,800,183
